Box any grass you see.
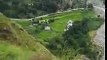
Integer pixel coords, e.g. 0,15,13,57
0,42,34,60
89,31,96,39
16,20,30,28
0,14,58,60
0,41,57,60
87,18,104,30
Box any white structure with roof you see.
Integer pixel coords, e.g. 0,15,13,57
45,26,51,31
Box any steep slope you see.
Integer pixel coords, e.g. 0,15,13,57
0,13,57,60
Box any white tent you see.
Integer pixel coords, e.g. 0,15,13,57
64,20,73,31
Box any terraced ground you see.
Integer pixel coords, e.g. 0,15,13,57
14,9,103,42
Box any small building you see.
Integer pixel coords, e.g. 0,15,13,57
45,26,51,31
31,18,39,26
44,22,51,31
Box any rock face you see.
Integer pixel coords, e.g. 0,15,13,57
63,0,73,7
87,0,105,60
93,23,105,47
79,55,90,60
93,23,105,60
75,55,90,60
87,0,105,8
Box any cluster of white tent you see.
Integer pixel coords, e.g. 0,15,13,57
64,20,73,31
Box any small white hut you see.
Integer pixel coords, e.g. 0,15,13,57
44,21,51,31
45,26,51,31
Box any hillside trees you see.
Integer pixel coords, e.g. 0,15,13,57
0,0,89,18
0,0,33,18
0,0,61,18
34,0,58,13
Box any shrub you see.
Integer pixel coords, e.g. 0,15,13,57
48,18,55,23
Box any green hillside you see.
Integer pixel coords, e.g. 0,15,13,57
0,0,105,60
0,13,58,60
14,9,104,60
